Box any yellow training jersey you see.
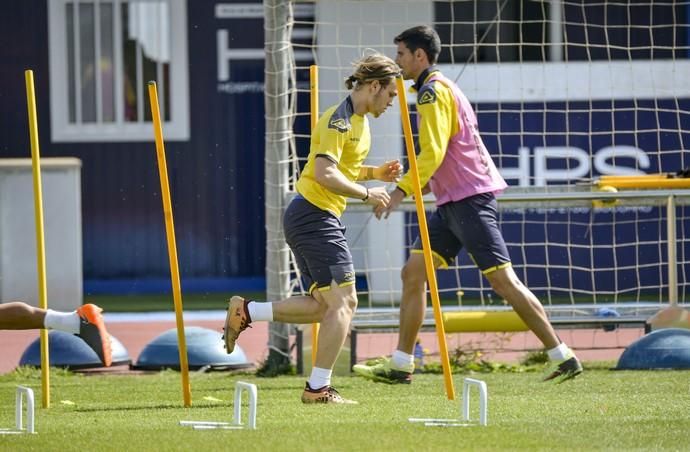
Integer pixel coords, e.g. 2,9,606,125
296,96,371,217
397,69,459,197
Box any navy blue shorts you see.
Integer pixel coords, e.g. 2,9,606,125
283,196,355,293
412,192,511,273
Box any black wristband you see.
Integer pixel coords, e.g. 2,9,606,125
362,187,369,202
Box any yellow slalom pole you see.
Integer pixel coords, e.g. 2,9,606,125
599,173,666,182
600,178,690,189
25,70,51,409
396,77,455,400
309,65,320,366
147,81,192,407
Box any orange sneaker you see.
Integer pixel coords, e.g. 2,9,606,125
301,383,358,404
223,296,252,353
76,304,113,367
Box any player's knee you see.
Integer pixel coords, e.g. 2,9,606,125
8,301,34,316
489,282,507,299
401,261,426,287
327,296,357,326
345,293,358,313
488,272,522,298
337,288,358,313
323,287,358,314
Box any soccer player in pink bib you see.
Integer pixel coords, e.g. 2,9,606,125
354,26,582,385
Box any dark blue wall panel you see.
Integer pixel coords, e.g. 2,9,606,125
0,0,267,293
1,1,687,298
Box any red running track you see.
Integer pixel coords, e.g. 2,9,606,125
0,311,643,375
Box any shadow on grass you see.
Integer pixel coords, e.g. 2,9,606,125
75,402,230,413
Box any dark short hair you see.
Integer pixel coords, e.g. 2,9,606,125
394,25,441,65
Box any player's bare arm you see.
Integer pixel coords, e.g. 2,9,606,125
357,160,403,182
314,156,390,207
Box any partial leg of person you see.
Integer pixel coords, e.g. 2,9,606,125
450,193,581,383
0,302,47,329
0,301,112,366
223,284,357,404
397,253,435,354
453,193,582,383
224,194,359,402
300,282,358,403
351,253,431,384
353,206,457,384
223,293,326,354
485,267,582,383
484,267,559,347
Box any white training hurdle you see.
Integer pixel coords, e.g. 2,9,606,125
180,381,257,430
409,377,488,427
0,386,36,435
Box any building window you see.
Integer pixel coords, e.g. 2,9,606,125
48,0,189,142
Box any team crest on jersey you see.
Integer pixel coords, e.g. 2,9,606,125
329,118,350,132
418,89,437,105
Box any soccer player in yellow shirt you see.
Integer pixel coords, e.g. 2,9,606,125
223,52,403,404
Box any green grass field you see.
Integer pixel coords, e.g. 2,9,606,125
1,365,688,451
88,293,256,312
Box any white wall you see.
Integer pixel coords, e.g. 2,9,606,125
316,0,433,303
0,158,83,311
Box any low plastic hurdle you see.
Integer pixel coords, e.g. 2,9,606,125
409,378,488,427
0,386,36,435
180,381,257,430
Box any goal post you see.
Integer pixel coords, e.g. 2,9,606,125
265,0,690,361
263,0,293,371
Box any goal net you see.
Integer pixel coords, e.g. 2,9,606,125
266,0,690,342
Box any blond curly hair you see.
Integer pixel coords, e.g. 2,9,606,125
344,51,400,90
